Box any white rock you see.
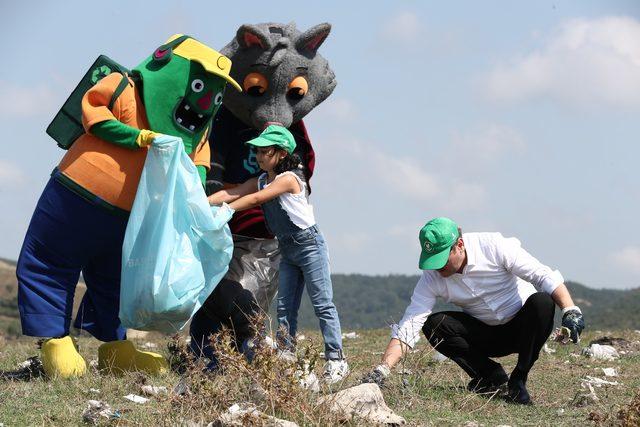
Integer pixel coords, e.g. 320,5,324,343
219,403,298,426
141,385,168,396
123,394,149,404
582,344,619,360
602,367,618,377
318,383,406,425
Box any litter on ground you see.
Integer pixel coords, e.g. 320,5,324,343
582,344,619,360
82,400,120,424
123,394,149,404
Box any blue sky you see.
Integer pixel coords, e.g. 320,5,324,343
1,1,639,289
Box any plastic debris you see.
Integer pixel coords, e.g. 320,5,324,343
318,383,406,425
88,388,101,394
581,376,620,388
82,400,120,424
173,377,190,396
602,367,618,377
297,334,306,341
142,342,158,350
0,356,44,381
220,403,299,426
582,344,619,360
141,385,168,396
342,332,360,339
553,327,572,344
432,351,448,362
572,383,599,407
543,343,556,354
123,394,149,404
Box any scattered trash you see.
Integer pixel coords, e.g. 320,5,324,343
88,388,101,394
297,370,320,393
432,351,448,362
219,403,299,426
602,367,618,377
0,356,44,381
582,344,619,360
572,383,599,407
552,327,572,344
342,332,360,339
173,377,190,396
557,408,565,415
399,368,412,375
123,394,149,404
463,422,479,427
88,359,99,369
264,336,278,349
581,376,620,388
141,385,168,396
82,400,121,424
297,334,306,341
142,342,158,350
543,343,556,354
589,336,632,350
318,383,406,425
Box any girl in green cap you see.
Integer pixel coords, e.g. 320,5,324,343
208,125,348,384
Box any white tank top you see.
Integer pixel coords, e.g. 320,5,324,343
258,171,316,229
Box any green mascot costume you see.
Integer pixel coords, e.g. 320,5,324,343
16,34,240,378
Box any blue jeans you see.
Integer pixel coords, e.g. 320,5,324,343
276,225,343,360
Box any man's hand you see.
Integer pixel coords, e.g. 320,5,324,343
361,364,390,387
561,307,585,343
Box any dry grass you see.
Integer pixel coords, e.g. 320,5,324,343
0,327,639,426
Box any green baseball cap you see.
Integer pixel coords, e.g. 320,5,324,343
418,217,460,270
246,124,296,154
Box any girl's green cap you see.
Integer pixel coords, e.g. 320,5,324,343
246,125,296,154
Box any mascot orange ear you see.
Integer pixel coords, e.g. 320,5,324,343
237,25,273,50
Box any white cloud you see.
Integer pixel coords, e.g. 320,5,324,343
370,152,441,201
484,16,640,108
0,159,27,188
450,124,526,165
314,97,357,123
0,81,57,117
609,246,640,276
380,11,422,44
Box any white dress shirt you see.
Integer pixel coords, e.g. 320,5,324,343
392,232,564,348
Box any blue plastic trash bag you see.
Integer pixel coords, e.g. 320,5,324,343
120,135,234,333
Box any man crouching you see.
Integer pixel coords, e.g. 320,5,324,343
363,217,585,404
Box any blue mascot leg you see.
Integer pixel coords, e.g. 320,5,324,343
17,179,90,337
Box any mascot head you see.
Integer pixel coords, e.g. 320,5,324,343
133,34,241,149
220,23,336,130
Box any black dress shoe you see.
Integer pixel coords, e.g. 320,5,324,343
507,379,531,404
467,367,509,393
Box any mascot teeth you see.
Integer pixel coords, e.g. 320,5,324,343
173,98,207,133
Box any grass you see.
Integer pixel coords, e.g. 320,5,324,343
0,328,639,426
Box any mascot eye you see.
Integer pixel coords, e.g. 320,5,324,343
287,76,308,100
191,79,205,93
243,72,268,97
214,92,223,105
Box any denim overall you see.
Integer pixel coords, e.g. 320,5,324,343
259,174,343,360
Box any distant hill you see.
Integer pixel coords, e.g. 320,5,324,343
1,258,638,336
295,274,640,331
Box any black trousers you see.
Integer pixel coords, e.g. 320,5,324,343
422,292,555,383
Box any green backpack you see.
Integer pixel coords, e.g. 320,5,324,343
46,55,130,150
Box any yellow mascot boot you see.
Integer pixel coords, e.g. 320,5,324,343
41,336,87,379
98,339,168,375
